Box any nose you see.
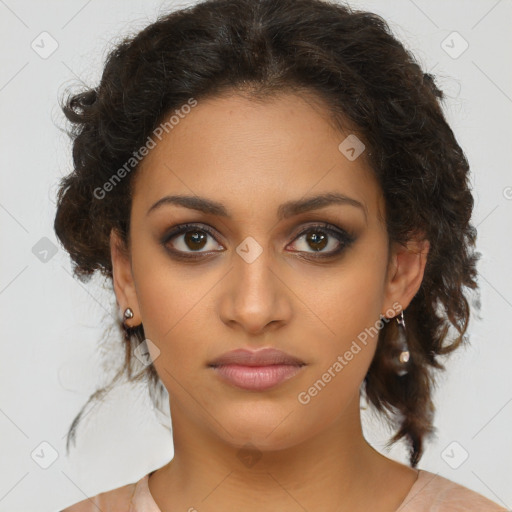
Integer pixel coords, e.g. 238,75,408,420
219,240,293,335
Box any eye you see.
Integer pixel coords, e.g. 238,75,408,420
161,222,355,260
162,223,223,258
287,223,355,258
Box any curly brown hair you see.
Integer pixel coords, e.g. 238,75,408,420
54,0,480,467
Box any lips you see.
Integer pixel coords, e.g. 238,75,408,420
208,348,306,391
208,348,305,367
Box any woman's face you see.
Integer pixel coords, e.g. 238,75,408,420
111,91,425,451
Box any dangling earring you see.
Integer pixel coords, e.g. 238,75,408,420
392,310,410,376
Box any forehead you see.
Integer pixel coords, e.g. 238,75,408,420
131,91,383,222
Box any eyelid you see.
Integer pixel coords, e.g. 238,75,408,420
292,222,354,242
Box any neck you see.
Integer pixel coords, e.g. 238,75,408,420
148,394,417,512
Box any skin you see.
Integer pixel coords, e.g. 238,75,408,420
110,91,430,511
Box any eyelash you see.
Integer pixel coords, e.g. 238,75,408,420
161,222,356,261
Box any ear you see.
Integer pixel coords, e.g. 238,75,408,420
110,228,140,326
381,234,430,317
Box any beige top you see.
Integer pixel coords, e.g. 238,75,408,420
61,469,508,511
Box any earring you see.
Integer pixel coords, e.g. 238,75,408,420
122,307,143,331
393,310,410,376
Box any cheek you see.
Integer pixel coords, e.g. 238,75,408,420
307,244,388,347
130,247,218,379
292,261,386,429
295,239,388,404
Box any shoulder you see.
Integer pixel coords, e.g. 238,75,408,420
60,479,138,512
400,469,508,511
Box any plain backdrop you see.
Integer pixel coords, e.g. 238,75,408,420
1,0,511,510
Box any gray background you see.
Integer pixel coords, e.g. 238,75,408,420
1,0,511,510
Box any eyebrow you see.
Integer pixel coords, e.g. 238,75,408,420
146,192,367,222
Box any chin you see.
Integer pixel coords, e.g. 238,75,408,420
229,432,304,454
216,412,307,452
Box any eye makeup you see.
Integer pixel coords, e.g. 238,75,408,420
159,220,357,262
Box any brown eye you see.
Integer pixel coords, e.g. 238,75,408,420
161,222,355,261
162,224,224,256
287,224,355,258
304,231,329,252
183,230,208,251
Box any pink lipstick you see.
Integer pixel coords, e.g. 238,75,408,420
209,348,305,391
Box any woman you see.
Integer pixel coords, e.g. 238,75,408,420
55,0,507,510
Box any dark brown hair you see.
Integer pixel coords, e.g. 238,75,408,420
54,0,480,467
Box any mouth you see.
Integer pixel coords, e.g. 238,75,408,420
210,363,305,391
208,347,306,391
